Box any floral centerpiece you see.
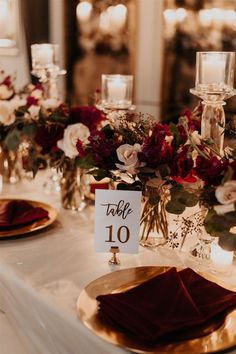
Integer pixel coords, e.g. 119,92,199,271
76,106,236,251
4,86,236,250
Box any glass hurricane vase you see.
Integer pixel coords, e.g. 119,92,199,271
60,167,90,211
139,187,169,249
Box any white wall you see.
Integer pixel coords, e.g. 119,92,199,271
0,0,29,90
135,0,164,118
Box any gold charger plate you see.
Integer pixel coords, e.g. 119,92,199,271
77,266,236,354
0,198,57,237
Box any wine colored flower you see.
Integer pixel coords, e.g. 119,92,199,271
89,128,120,170
35,124,64,155
181,107,201,132
195,156,228,185
139,123,174,168
69,106,106,131
171,146,194,179
27,96,39,107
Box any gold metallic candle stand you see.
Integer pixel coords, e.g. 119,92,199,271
108,246,121,265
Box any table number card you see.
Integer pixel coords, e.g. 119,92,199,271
94,190,142,254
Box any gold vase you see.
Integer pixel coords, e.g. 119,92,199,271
60,167,90,211
139,186,169,249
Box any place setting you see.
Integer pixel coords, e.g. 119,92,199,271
0,198,57,238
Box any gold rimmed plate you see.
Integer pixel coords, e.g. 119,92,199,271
77,266,236,354
0,198,57,238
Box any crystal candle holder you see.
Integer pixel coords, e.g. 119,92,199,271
190,52,236,152
31,43,66,100
101,74,133,109
31,43,59,74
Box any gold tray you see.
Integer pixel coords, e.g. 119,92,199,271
77,266,236,353
0,198,57,237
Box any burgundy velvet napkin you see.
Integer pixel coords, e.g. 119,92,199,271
0,200,49,230
97,267,236,342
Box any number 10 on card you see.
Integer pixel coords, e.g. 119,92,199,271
94,190,142,254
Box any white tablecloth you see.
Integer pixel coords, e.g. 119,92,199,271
0,172,236,354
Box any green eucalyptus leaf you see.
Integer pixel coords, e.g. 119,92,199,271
219,232,236,251
178,191,198,207
166,200,185,214
117,183,130,190
77,154,95,169
92,168,109,181
22,123,37,137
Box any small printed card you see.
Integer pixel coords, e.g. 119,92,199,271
94,190,142,254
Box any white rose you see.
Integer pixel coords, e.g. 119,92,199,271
215,181,236,205
0,84,14,100
116,143,142,174
11,96,26,107
0,100,16,125
214,203,235,215
28,105,40,118
57,123,90,158
41,98,61,110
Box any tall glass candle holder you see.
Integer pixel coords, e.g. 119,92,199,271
31,43,66,99
101,74,133,110
190,52,236,152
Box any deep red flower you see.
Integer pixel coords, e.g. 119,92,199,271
69,106,105,131
171,146,194,179
173,172,198,184
27,96,38,107
1,75,12,87
177,124,188,144
194,156,228,185
139,123,174,168
35,124,64,155
89,129,120,170
181,107,201,132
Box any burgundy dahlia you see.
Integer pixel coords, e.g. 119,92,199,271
69,106,105,131
181,108,201,132
171,146,194,179
35,124,64,155
139,123,174,168
89,129,119,170
194,156,228,186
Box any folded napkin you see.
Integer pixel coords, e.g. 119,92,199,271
97,268,236,342
0,200,49,230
